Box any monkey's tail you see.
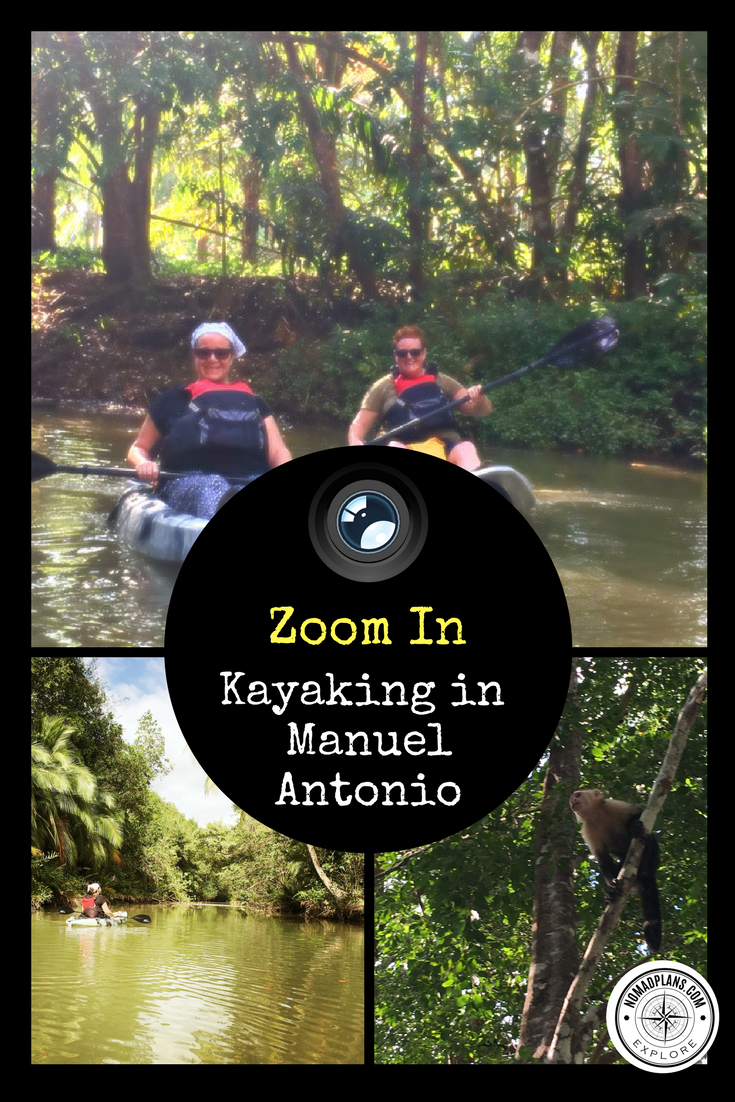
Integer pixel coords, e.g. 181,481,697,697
639,873,661,952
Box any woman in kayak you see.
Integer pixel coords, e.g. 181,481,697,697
128,321,291,518
347,325,492,470
81,882,117,920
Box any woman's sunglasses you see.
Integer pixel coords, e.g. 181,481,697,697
194,347,232,360
395,348,424,359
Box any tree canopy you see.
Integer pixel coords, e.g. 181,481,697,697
31,658,363,917
33,31,706,302
32,32,707,460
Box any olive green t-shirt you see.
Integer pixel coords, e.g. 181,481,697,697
361,373,464,444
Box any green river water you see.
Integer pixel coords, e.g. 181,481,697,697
31,905,364,1064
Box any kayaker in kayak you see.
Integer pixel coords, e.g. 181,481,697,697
127,321,292,519
347,325,492,470
81,881,116,920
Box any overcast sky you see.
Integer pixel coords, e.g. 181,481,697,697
94,657,238,827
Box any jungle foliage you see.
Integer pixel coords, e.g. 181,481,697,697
32,32,706,459
32,32,706,300
374,657,707,1065
31,658,363,913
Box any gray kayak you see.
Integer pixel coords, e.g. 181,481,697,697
474,465,536,517
110,487,206,564
66,910,128,927
111,463,534,564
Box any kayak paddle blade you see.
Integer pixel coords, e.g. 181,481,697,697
31,450,58,482
546,316,619,368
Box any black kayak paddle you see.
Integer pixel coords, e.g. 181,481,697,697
32,452,173,484
368,315,619,446
32,450,253,486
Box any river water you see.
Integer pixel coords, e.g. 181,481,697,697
31,408,706,647
31,905,364,1064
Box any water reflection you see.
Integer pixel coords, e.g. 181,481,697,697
526,452,706,645
32,907,364,1065
31,410,706,647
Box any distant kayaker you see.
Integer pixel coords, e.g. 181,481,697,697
127,321,291,519
347,325,492,471
81,882,116,920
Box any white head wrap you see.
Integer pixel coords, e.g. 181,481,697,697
190,322,246,359
88,882,101,893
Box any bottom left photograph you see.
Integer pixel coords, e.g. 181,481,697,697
31,655,365,1066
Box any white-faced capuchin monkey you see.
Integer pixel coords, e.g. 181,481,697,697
570,789,661,952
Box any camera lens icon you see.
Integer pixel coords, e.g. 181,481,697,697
309,458,428,582
337,491,400,553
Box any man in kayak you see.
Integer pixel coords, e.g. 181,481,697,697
127,321,291,519
347,325,492,470
81,882,117,920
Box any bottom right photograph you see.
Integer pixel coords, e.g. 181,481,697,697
373,655,709,1067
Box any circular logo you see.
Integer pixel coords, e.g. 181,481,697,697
607,961,719,1071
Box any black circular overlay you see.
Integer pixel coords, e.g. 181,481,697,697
165,447,571,852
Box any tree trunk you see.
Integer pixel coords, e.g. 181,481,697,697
240,155,262,264
519,663,584,1058
518,32,562,293
63,32,157,287
614,31,648,298
32,79,59,253
32,171,57,253
306,845,347,900
282,36,379,299
99,110,157,287
407,31,429,298
558,32,603,295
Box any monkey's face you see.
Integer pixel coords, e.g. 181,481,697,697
570,789,602,815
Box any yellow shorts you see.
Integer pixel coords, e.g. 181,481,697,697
406,437,447,460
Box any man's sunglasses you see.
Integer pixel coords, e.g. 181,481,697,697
395,348,424,359
194,347,232,360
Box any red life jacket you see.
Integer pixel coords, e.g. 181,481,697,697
185,379,254,399
393,372,438,395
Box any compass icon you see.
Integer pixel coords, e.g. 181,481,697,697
638,993,692,1044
